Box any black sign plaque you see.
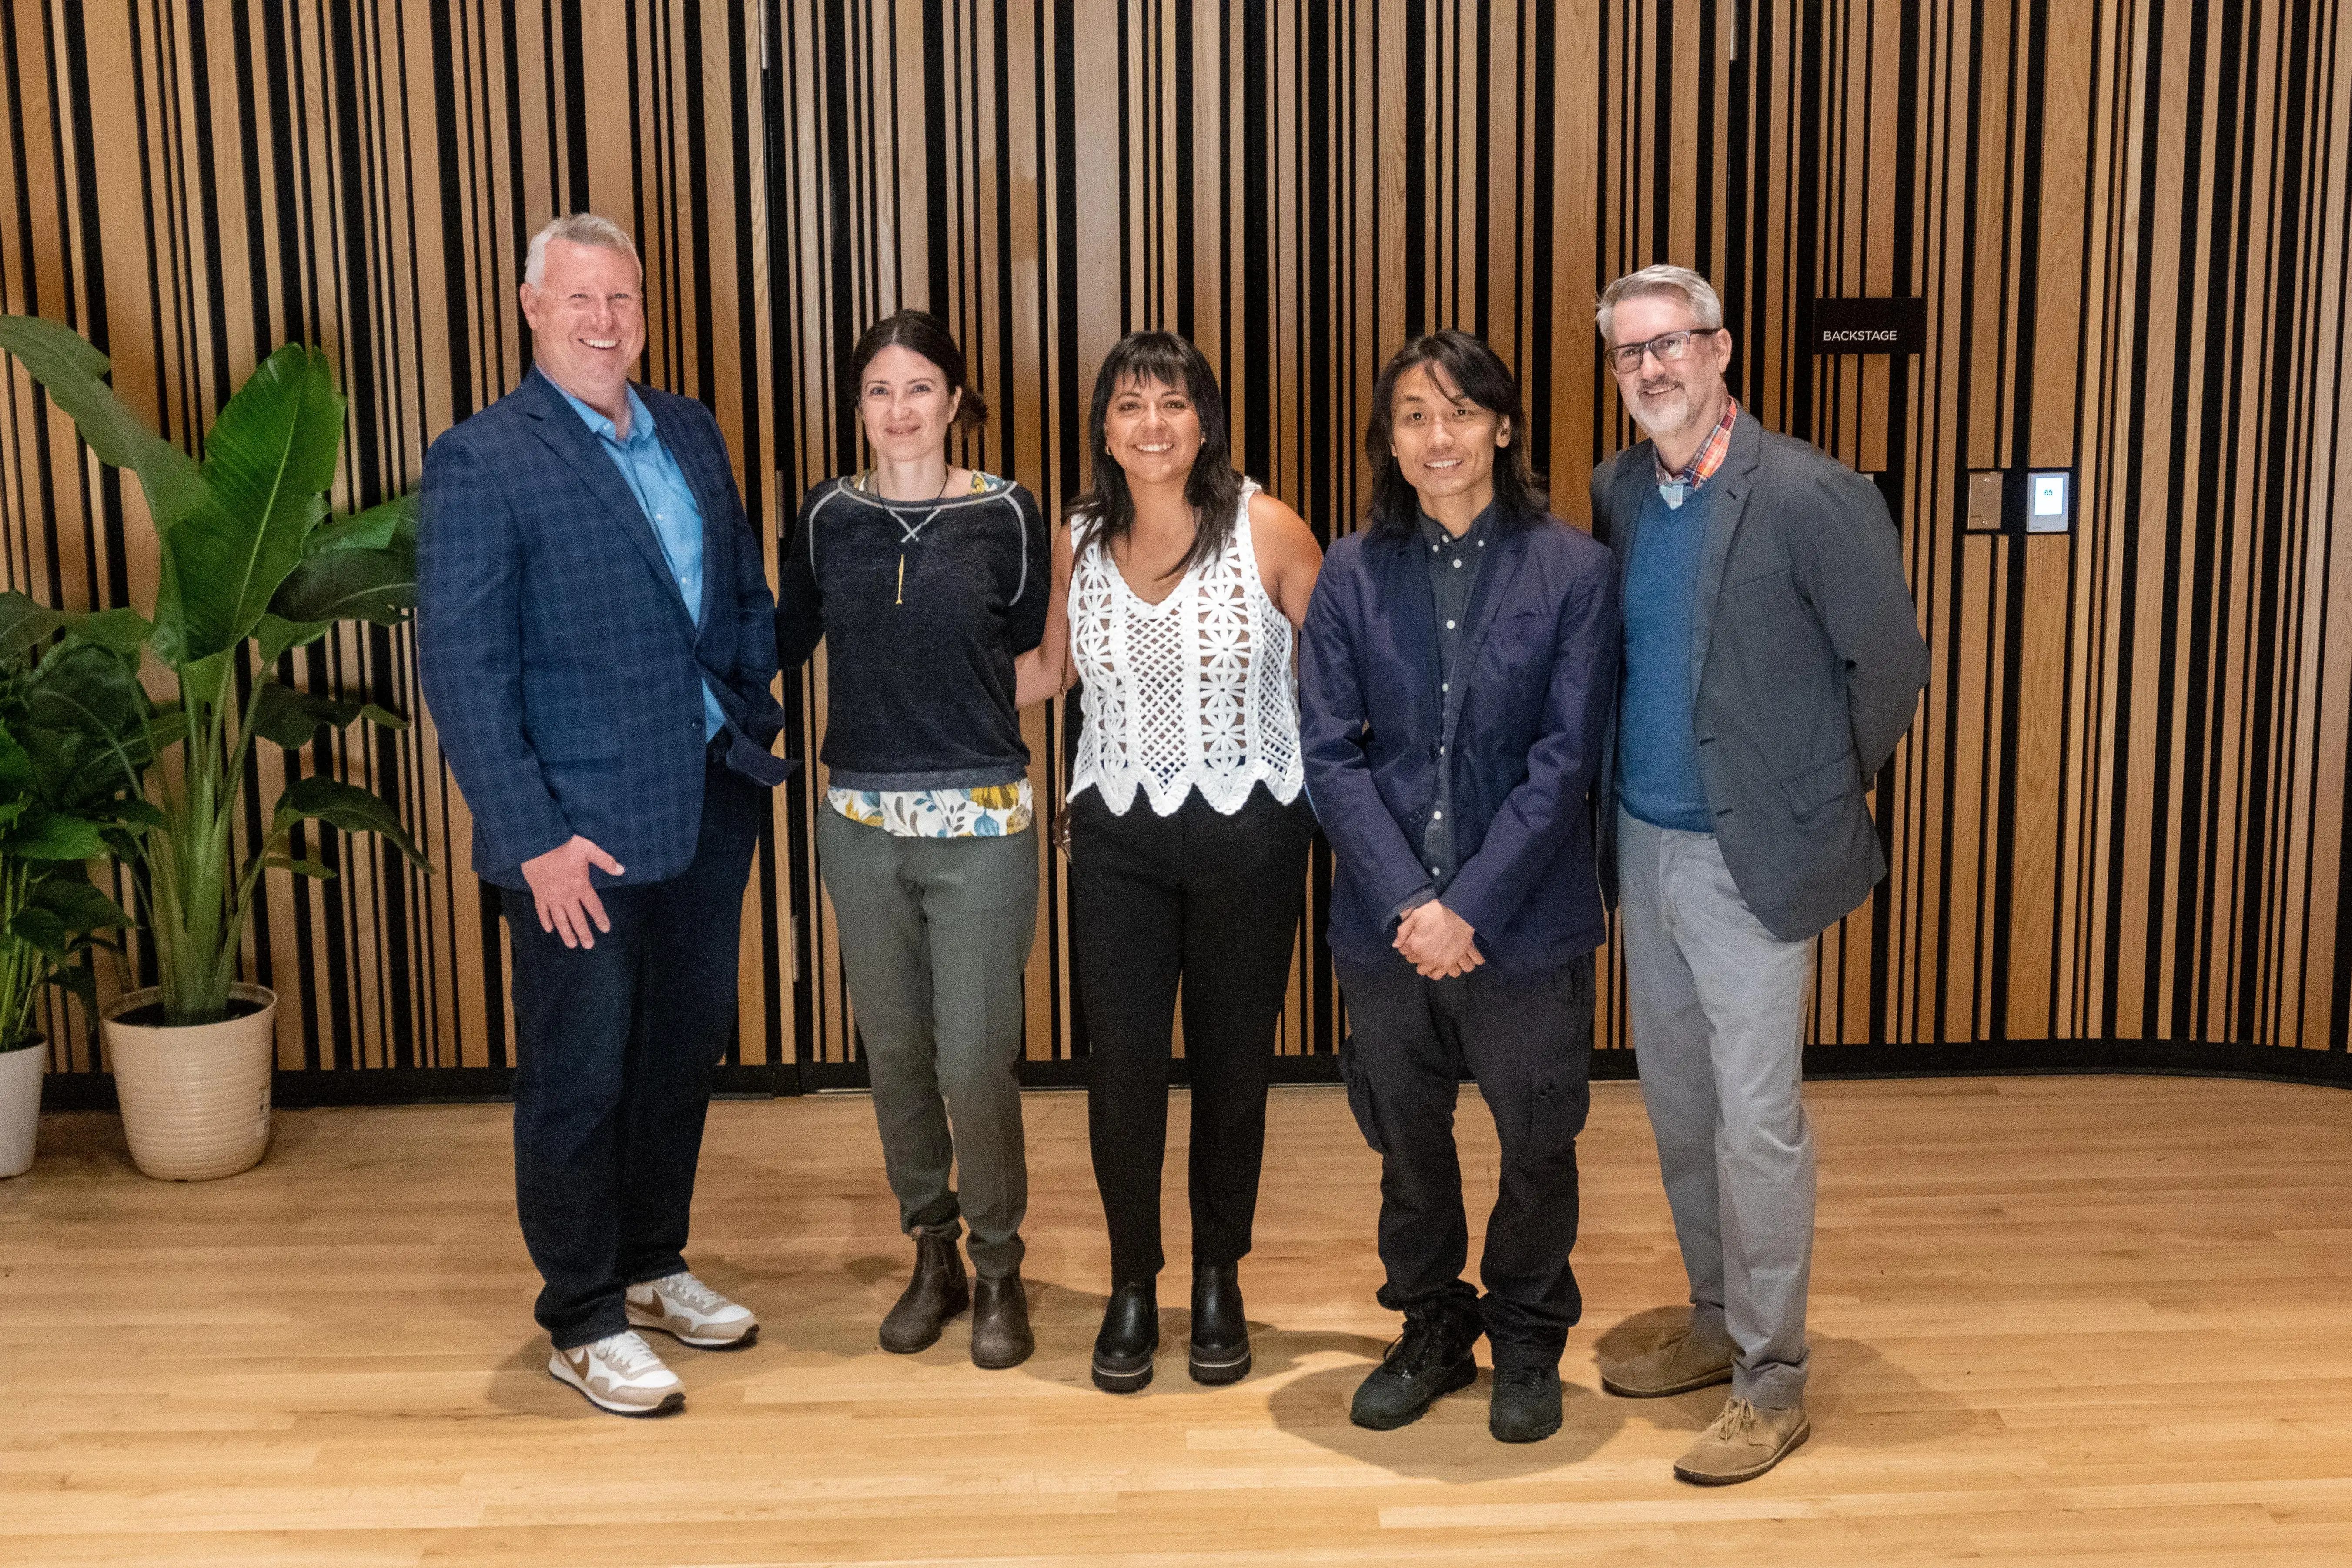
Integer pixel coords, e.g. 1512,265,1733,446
1809,296,1927,354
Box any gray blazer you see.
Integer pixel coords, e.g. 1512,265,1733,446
1590,411,1929,939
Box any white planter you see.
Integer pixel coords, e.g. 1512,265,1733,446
0,1036,42,1179
102,984,277,1182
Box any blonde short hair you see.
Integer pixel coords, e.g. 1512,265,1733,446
1596,264,1725,341
523,214,640,287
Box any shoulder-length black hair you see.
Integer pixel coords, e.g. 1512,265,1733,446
846,308,988,430
1067,331,1244,578
1362,330,1548,537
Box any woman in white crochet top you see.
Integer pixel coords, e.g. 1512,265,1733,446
1017,332,1322,1395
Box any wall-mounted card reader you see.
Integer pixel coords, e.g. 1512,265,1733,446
1964,468,2076,536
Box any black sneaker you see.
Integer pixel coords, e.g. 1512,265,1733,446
1488,1362,1563,1442
1348,1297,1482,1430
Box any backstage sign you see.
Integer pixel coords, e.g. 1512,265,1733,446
1809,296,1927,354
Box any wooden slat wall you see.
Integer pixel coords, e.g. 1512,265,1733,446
4,2,2347,1096
0,1,779,1085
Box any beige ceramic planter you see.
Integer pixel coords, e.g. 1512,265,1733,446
102,985,277,1181
0,1034,43,1179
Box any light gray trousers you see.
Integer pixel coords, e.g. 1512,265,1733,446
1617,809,1817,1408
818,809,1039,1279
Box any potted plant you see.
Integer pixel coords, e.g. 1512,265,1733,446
0,317,430,1180
0,593,154,1177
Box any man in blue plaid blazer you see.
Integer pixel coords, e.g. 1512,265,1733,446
418,214,787,1419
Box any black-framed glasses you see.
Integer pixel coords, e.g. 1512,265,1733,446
1604,328,1721,374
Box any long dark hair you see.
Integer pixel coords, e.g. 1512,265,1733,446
846,308,989,431
1068,332,1244,577
1362,330,1548,537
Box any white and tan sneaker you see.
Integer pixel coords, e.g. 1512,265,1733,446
548,1330,685,1417
626,1270,759,1350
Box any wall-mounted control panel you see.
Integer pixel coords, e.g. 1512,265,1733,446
1964,468,2076,536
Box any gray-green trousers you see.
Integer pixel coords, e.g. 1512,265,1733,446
817,808,1039,1278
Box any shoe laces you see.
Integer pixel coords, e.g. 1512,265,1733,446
1384,1314,1467,1380
589,1330,662,1375
1705,1397,1760,1441
1492,1364,1552,1393
651,1271,726,1313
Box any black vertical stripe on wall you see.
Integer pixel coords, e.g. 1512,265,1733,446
1404,0,1425,334
1240,1,1269,478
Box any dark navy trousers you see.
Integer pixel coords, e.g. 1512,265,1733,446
502,758,763,1349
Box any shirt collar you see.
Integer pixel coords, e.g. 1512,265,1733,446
555,381,655,448
1654,396,1740,494
1418,501,1496,552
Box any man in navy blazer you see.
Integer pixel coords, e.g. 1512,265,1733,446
1301,331,1620,1444
418,215,787,1418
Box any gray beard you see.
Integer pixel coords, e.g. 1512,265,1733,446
1636,388,1701,444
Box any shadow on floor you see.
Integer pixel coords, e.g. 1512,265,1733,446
1583,1303,1983,1452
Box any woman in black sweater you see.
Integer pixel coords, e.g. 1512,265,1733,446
776,309,1049,1369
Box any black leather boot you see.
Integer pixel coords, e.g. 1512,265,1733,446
1187,1264,1251,1385
1092,1280,1158,1393
1488,1362,1564,1443
1348,1290,1483,1430
969,1271,1034,1369
877,1228,969,1354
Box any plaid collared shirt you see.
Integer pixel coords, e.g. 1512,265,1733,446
1655,397,1741,509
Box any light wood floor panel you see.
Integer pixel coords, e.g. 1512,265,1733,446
3,1076,2349,1567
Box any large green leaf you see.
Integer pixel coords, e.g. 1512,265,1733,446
0,722,32,802
303,492,415,556
9,871,131,959
268,542,417,626
19,641,154,798
269,496,417,628
0,315,207,531
0,590,65,661
164,343,345,662
255,612,332,664
272,773,431,871
249,680,405,749
8,810,106,860
57,606,154,660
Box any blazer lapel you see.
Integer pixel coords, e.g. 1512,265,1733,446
1375,530,1444,730
518,368,699,640
1689,411,1763,682
659,399,731,637
1449,522,1530,742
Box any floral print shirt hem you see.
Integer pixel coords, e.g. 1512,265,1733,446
826,779,1034,838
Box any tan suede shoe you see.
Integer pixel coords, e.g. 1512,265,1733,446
1673,1397,1810,1484
1599,1324,1736,1397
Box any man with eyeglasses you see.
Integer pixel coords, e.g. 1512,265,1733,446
1588,264,1928,1484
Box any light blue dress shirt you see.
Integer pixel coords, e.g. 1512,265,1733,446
558,383,726,741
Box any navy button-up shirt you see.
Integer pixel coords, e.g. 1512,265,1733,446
1415,502,1496,893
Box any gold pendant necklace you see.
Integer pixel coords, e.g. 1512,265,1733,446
892,466,959,608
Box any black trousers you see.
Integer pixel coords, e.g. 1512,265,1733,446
1334,949,1595,1366
1068,784,1314,1283
502,759,763,1350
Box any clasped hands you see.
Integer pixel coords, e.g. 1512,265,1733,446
522,835,626,949
1395,897,1482,979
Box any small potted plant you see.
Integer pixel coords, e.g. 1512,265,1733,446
0,593,155,1177
0,317,431,1180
